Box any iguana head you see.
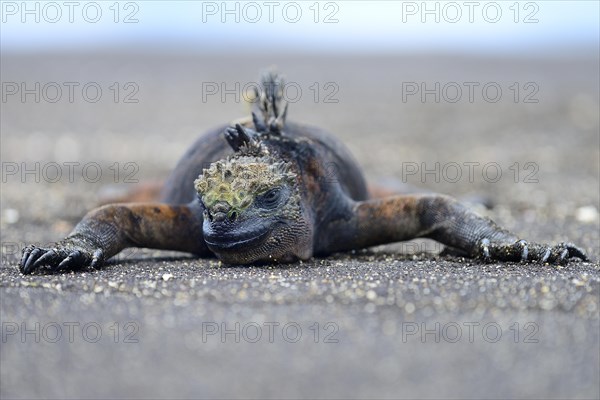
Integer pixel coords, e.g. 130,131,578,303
194,123,312,264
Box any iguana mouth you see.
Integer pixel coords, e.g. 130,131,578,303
204,228,271,252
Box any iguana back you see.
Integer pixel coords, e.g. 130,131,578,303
160,121,370,205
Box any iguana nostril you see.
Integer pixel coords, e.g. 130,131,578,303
213,212,227,222
211,201,232,223
212,201,230,213
229,211,238,222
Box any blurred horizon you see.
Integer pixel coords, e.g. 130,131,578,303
1,0,598,57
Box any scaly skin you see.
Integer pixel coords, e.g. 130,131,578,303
20,71,588,274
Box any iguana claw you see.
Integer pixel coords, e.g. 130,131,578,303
476,239,588,264
20,238,104,274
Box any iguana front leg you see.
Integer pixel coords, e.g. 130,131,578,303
20,201,209,274
321,194,587,264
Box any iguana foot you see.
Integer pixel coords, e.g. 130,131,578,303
20,237,104,274
477,238,588,264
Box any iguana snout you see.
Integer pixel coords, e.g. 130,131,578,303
206,201,234,222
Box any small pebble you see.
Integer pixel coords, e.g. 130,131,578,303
2,209,19,224
575,206,599,223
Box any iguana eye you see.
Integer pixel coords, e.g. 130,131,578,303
257,188,281,209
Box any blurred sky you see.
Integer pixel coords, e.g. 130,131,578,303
1,0,598,55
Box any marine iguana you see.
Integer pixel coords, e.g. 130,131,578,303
19,72,588,273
